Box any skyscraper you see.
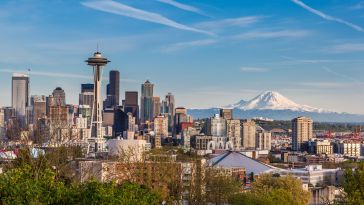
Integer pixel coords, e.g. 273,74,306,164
241,119,256,149
140,80,154,124
162,93,175,133
174,107,188,134
79,84,94,108
109,70,120,106
3,107,15,123
0,108,4,127
207,114,226,137
153,115,168,148
79,92,94,108
0,109,4,139
46,95,55,116
31,95,47,124
152,96,161,118
81,84,94,93
114,106,128,138
124,91,139,123
12,74,29,124
78,105,91,126
48,106,68,127
127,112,136,132
52,87,66,106
226,119,241,150
256,126,271,151
292,116,313,151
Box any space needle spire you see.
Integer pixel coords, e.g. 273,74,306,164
86,51,110,153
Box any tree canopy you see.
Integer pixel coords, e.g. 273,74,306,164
0,161,161,205
340,162,364,205
229,174,310,205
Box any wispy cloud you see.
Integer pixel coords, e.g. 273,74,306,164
161,39,217,52
157,0,206,16
322,66,360,83
0,68,140,83
82,0,214,36
232,30,310,40
297,82,349,89
280,56,336,64
240,67,269,72
349,2,364,10
291,0,364,32
329,43,364,53
196,16,262,31
0,68,91,79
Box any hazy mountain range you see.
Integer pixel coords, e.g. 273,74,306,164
188,91,364,122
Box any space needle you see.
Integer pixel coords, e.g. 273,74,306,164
86,51,110,153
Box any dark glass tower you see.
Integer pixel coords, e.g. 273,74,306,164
81,84,94,93
109,70,120,106
140,80,154,124
124,91,139,123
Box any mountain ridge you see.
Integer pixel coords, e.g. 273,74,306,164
223,91,329,113
187,91,364,122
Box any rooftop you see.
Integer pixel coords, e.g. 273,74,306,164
208,151,278,175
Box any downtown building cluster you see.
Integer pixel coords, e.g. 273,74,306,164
0,71,193,152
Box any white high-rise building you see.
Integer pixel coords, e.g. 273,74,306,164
242,119,256,149
12,73,29,124
127,112,136,132
207,114,226,137
75,114,88,129
256,126,271,150
226,119,241,150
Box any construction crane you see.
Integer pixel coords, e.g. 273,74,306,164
353,126,362,139
323,130,333,138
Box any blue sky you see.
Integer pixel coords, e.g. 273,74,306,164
0,0,364,114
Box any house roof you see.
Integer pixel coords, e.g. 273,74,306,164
208,151,277,175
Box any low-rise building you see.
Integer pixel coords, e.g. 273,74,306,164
309,139,333,155
310,186,336,205
336,141,361,157
208,151,278,176
279,165,342,187
191,135,212,151
107,139,150,161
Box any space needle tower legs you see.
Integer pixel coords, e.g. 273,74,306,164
86,51,110,153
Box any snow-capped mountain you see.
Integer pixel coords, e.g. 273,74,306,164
224,99,247,109
224,91,327,113
188,91,364,122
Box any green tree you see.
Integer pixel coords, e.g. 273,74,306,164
205,169,242,205
229,174,310,205
340,162,364,205
0,165,66,205
66,181,161,205
0,165,162,205
229,189,295,205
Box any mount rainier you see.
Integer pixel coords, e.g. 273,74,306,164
188,91,364,122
